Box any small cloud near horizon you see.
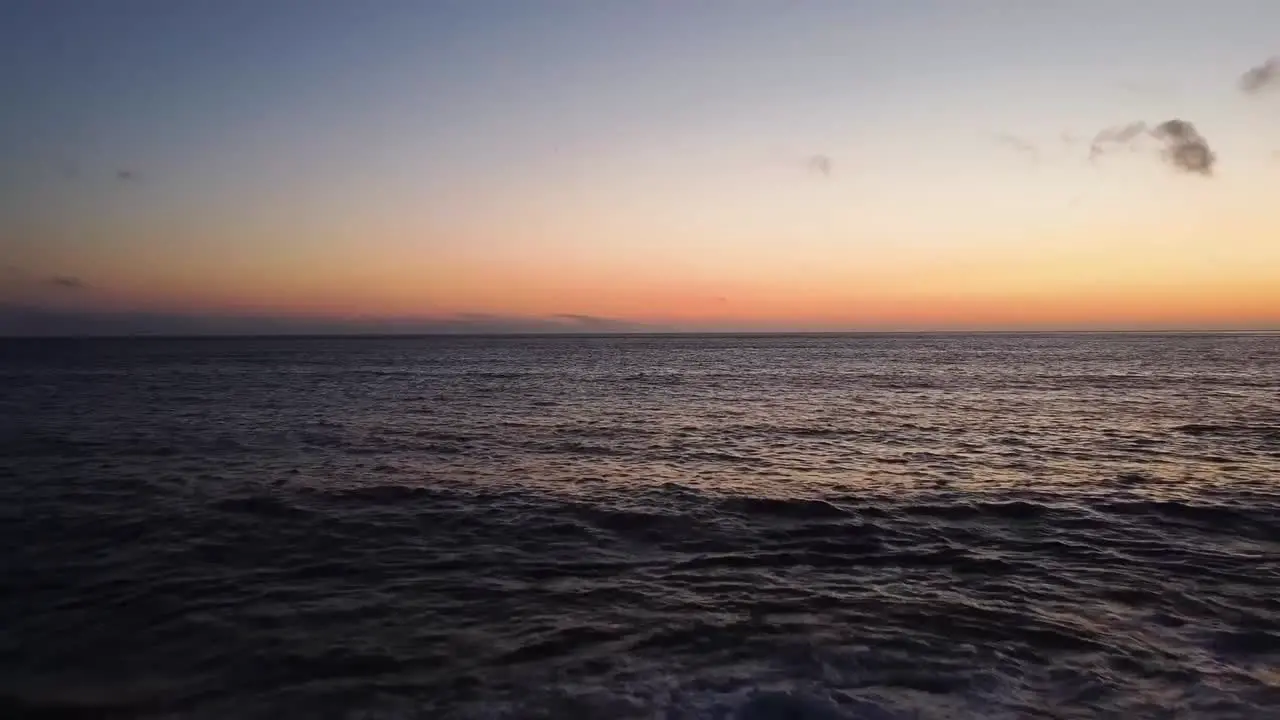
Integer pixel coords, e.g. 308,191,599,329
551,313,648,330
0,306,658,336
1,267,91,291
47,275,89,290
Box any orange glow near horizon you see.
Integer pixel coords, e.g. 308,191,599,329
52,249,1280,331
29,194,1273,330
13,144,1277,331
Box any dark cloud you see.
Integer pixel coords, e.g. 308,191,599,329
1,268,92,292
1087,119,1216,176
116,169,138,182
550,314,648,331
994,133,1038,162
1240,57,1279,94
807,155,831,178
47,275,89,290
0,307,657,337
1151,119,1216,176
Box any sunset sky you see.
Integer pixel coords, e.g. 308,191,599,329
3,1,1279,333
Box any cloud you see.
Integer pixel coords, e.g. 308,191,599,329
807,154,831,178
1151,119,1216,176
1240,57,1279,94
115,169,138,182
1,267,91,292
1087,119,1216,176
0,307,658,336
550,313,648,331
1089,122,1148,162
994,133,1038,162
47,275,89,290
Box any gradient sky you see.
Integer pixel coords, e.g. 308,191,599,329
3,1,1279,333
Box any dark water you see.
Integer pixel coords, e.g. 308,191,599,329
2,334,1278,719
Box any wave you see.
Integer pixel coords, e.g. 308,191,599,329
721,496,852,520
6,334,1280,718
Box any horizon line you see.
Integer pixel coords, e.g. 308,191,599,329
4,329,1279,340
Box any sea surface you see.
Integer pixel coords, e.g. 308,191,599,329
1,333,1278,719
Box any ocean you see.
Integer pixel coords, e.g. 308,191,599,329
1,333,1277,719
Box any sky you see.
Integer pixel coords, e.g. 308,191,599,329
2,0,1279,334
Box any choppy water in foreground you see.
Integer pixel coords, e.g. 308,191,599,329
1,333,1278,719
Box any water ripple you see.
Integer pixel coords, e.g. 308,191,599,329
1,334,1278,718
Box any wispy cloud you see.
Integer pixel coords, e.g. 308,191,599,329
1118,79,1176,99
4,267,92,291
550,313,648,331
994,133,1039,163
0,308,658,336
1240,57,1279,94
47,275,89,290
1089,122,1148,162
807,154,832,178
115,169,138,183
